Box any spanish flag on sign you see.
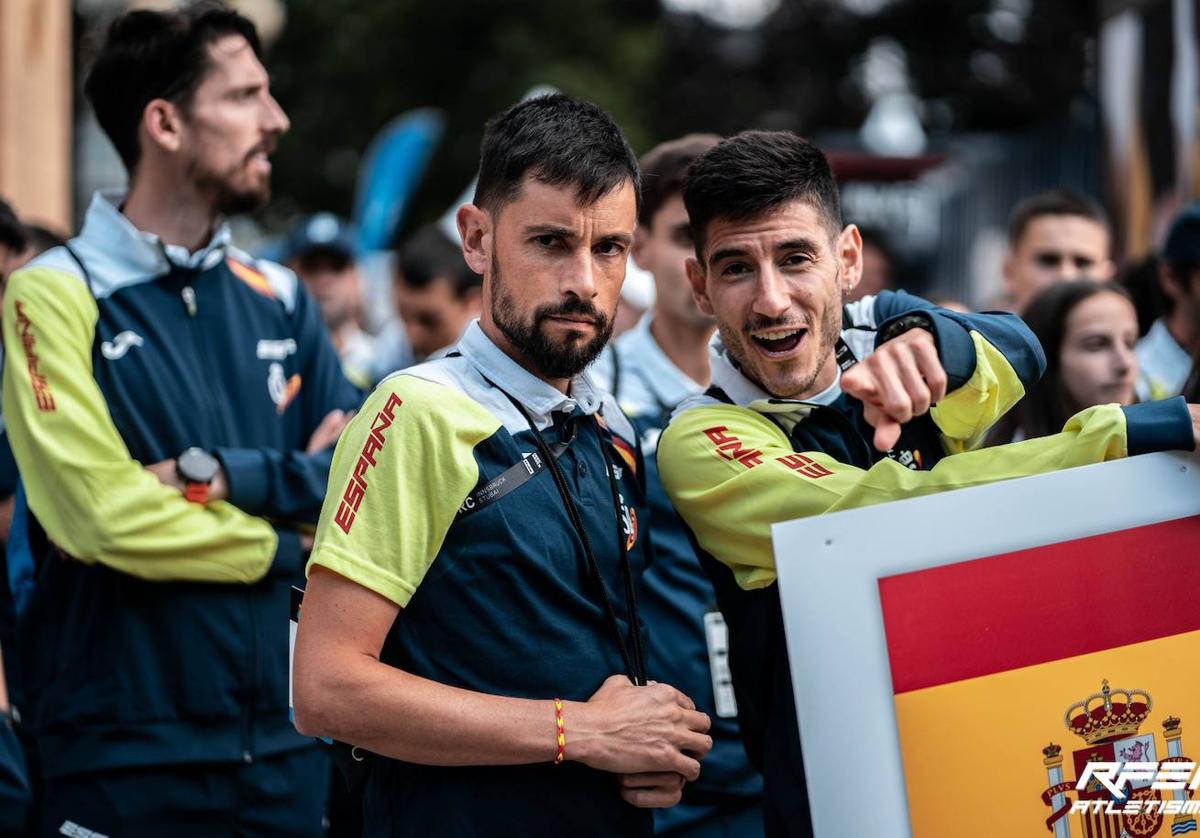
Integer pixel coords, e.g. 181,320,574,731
878,515,1200,838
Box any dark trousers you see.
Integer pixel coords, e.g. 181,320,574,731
38,746,328,838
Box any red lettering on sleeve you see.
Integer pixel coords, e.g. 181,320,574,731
14,302,55,412
335,395,403,533
702,425,763,469
776,453,834,479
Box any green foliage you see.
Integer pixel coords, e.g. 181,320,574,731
267,0,662,237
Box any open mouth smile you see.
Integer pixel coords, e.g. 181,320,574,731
750,327,806,356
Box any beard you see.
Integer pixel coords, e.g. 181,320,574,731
490,249,613,380
187,154,270,216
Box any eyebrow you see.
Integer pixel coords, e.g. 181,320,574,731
600,231,635,247
522,224,633,247
777,238,820,254
708,246,748,265
708,237,821,265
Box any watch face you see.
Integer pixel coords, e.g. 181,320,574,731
178,447,219,484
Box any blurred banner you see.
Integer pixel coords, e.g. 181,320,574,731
1101,0,1200,259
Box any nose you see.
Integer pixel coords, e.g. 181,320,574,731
1113,342,1136,378
752,264,790,320
1055,259,1084,282
560,247,597,299
264,93,290,136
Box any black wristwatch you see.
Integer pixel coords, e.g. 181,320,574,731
878,312,934,344
177,447,219,504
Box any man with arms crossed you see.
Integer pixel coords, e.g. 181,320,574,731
293,95,711,836
658,131,1199,836
3,4,359,834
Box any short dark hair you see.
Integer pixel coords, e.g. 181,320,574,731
1007,189,1109,248
473,94,640,217
683,130,842,260
397,225,480,298
638,134,721,228
84,2,261,172
0,198,27,253
23,223,66,255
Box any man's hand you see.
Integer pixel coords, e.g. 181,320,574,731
841,327,948,452
567,674,711,803
145,458,228,502
307,409,354,454
619,772,688,809
1189,404,1200,448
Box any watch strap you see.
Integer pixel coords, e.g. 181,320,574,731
878,312,934,344
185,482,210,504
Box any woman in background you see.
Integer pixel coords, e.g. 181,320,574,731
990,280,1140,444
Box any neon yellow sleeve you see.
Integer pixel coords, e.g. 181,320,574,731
306,374,501,607
930,331,1026,454
1,266,277,583
658,402,1131,591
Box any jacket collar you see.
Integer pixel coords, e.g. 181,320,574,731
72,190,233,291
457,320,606,419
707,332,843,430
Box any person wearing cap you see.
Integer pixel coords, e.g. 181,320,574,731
284,212,382,389
2,7,360,833
1137,202,1200,400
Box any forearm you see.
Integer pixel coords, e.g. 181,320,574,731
293,652,566,767
216,446,335,522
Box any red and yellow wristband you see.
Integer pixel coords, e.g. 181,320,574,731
553,698,566,764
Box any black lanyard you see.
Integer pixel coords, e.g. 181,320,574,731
502,391,647,686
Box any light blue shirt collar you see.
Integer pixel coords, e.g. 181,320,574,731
457,320,605,418
77,189,233,281
619,314,704,409
708,331,842,413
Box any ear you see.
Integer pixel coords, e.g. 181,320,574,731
456,204,491,276
1159,261,1184,303
685,256,714,316
631,225,652,272
142,98,185,155
838,224,863,297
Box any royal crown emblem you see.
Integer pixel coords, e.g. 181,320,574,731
1039,680,1198,837
1065,680,1153,745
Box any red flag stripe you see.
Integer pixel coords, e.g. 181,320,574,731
879,515,1200,694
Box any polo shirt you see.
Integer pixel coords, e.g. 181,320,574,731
309,320,653,836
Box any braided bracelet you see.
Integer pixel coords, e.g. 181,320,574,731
553,698,566,764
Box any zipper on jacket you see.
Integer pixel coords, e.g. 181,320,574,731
179,274,260,762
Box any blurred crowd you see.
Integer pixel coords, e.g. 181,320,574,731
0,3,1198,838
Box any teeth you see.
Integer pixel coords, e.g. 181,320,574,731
756,329,801,341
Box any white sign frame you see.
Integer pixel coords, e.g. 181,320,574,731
771,451,1200,837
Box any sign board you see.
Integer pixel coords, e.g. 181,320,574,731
773,452,1200,837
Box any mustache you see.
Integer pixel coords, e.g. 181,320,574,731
534,297,607,327
244,139,276,162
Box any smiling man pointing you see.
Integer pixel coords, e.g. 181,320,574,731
657,131,1200,836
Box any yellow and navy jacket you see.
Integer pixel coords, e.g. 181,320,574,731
308,321,653,836
593,314,762,830
1,190,360,778
657,290,1196,835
